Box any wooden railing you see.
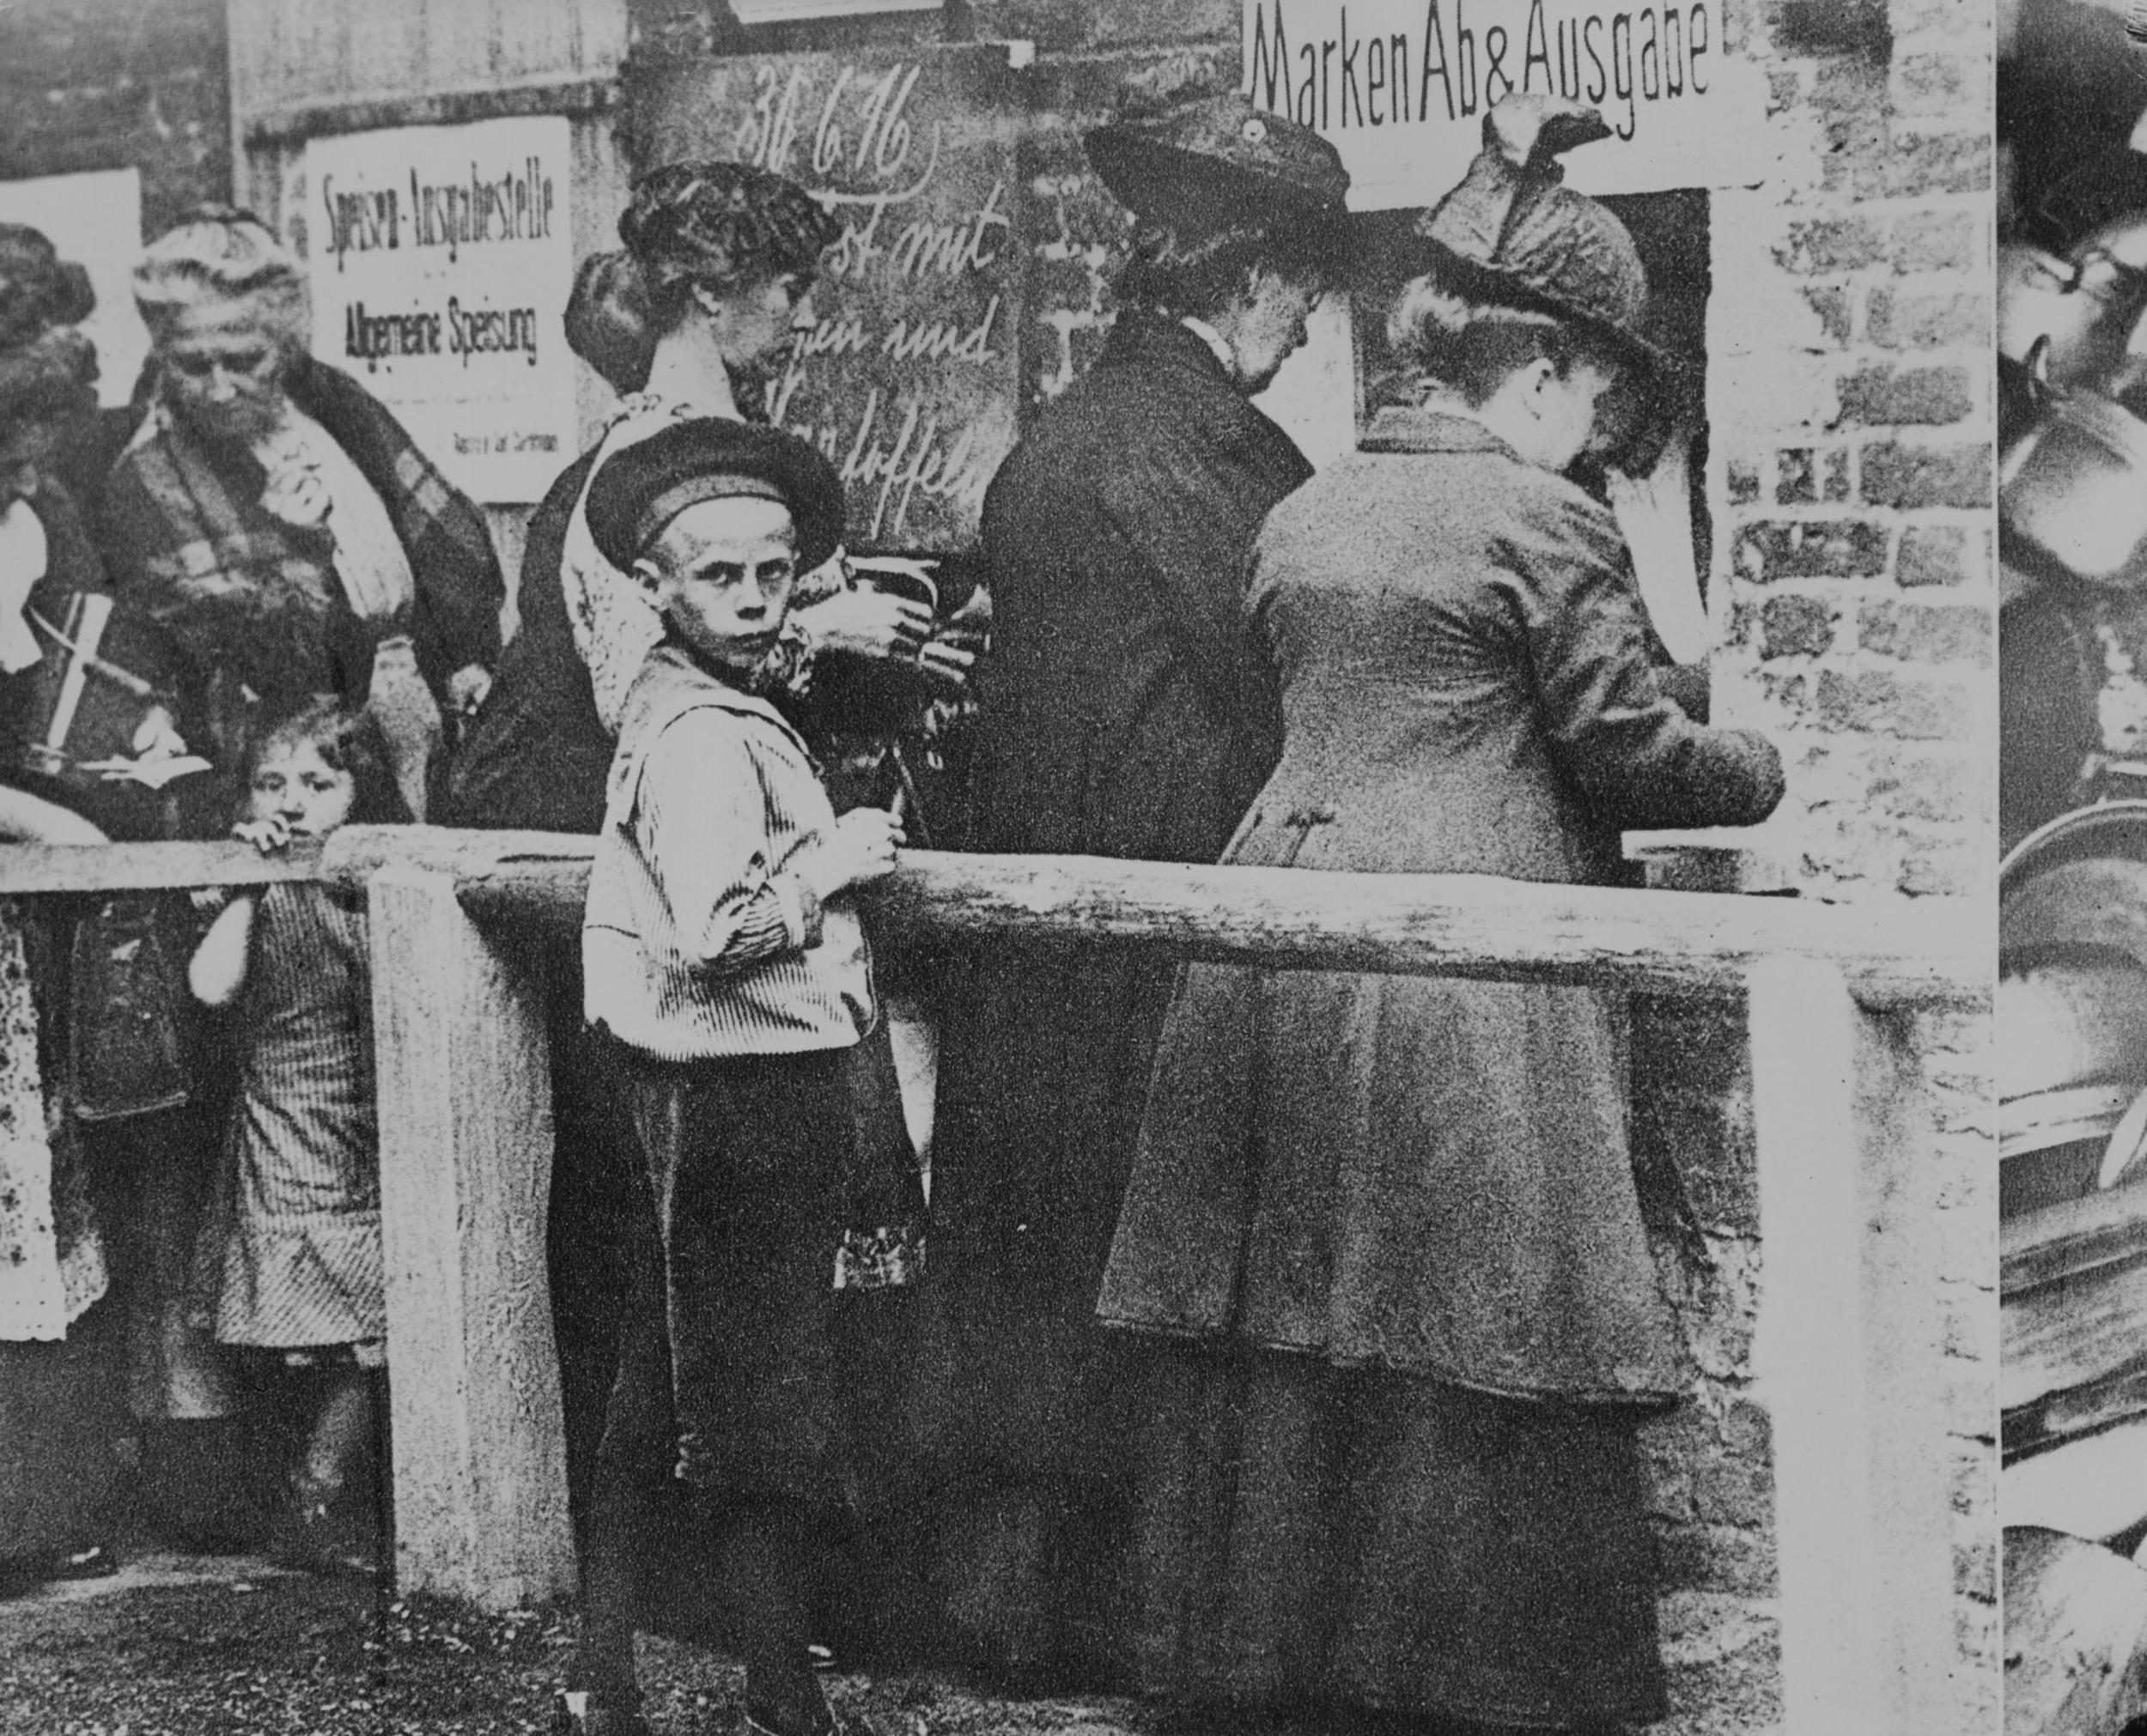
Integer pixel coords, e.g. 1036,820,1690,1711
0,828,1989,1736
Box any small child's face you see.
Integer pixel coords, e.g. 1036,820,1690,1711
248,741,356,837
636,496,800,677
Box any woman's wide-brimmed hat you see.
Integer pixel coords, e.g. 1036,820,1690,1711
1416,94,1669,373
1084,76,1349,237
583,416,847,575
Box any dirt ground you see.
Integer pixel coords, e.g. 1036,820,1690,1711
0,1550,1164,1736
0,1552,1778,1736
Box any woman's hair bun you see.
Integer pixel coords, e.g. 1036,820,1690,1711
564,248,654,395
0,224,97,354
617,161,839,322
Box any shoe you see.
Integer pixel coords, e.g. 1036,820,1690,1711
269,1497,380,1579
0,1541,120,1599
552,1688,653,1736
741,1678,867,1736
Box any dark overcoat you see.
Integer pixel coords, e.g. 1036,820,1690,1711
923,312,1313,1475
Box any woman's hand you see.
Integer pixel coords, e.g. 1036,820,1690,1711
805,807,907,901
916,634,977,692
447,662,494,719
796,586,935,665
232,816,294,855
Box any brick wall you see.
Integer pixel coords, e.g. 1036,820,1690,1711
1708,0,1993,907
1688,0,1998,1717
0,0,231,238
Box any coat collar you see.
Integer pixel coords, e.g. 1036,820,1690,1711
1098,309,1238,392
1359,403,1524,461
640,640,804,744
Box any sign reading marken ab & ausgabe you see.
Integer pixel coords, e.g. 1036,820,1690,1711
303,115,576,503
1244,0,1770,208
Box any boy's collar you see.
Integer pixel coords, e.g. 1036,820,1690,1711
650,637,799,731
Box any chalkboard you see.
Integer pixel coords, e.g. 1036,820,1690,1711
631,46,1026,555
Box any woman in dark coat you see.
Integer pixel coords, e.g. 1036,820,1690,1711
1093,96,1787,1732
915,76,1349,1683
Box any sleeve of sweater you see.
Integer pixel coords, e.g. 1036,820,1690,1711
630,709,824,976
1509,483,1787,833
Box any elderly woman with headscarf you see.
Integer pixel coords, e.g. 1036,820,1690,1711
1092,97,1785,1733
909,70,1349,1686
99,208,503,823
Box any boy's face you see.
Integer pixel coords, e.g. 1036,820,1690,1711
636,495,800,676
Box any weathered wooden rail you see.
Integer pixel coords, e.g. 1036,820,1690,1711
0,828,1988,1736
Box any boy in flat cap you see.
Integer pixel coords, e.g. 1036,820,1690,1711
567,416,905,1736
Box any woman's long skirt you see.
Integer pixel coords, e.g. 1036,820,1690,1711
1122,1344,1670,1730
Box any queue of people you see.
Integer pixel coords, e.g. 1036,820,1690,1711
0,74,1785,1736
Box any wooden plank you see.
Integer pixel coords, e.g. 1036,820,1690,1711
2004,1251,2147,1413
0,840,322,895
241,76,618,145
2005,1416,2147,1545
2005,1360,2147,1459
2004,1183,2147,1295
368,864,573,1609
313,827,1986,1009
1749,958,1957,1736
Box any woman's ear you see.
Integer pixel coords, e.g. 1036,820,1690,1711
1517,355,1562,416
631,556,666,602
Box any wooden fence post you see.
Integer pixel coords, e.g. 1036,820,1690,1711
368,863,575,1608
1748,957,1959,1735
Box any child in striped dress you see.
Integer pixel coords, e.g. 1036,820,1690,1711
188,698,407,1574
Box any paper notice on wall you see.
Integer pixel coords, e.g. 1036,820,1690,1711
304,115,576,503
1242,0,1771,209
0,168,150,410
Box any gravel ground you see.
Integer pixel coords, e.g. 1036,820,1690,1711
0,1554,1778,1735
0,1554,1159,1736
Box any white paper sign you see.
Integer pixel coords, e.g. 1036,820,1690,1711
0,168,150,410
305,115,575,502
1243,0,1771,208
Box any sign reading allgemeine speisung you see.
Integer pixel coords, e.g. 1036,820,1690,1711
303,114,576,503
1242,0,1770,206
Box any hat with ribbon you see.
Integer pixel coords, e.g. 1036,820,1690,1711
583,416,846,575
1416,94,1667,373
1084,64,1350,236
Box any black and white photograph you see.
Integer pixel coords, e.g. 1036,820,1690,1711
0,1,1992,1733
1998,0,2147,1728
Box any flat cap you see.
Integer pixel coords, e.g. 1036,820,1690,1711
583,416,846,574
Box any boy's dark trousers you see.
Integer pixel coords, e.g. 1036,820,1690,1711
574,1047,858,1725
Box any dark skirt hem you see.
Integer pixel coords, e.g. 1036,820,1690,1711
1092,1314,1685,1411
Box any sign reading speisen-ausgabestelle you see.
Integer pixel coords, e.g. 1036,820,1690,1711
303,115,575,503
1243,0,1770,207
